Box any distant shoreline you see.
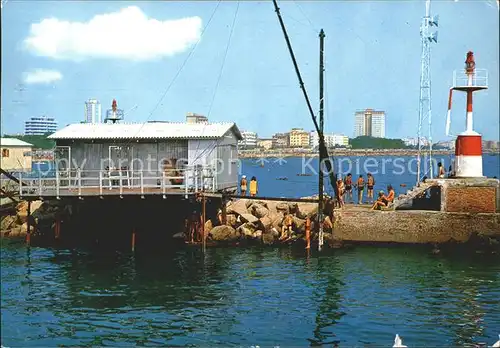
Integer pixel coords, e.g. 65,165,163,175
239,149,500,158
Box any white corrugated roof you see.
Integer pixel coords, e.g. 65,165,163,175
0,138,33,147
48,122,243,140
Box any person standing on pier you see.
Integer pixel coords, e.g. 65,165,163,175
240,175,248,196
336,177,345,208
249,176,258,197
344,173,353,203
367,173,375,203
438,162,446,178
356,175,365,204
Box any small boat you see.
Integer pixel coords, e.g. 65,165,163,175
276,177,288,181
297,173,312,176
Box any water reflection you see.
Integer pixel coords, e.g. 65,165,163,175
1,242,499,347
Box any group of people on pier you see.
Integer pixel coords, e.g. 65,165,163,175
335,172,395,210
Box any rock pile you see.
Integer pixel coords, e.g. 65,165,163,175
206,199,334,245
1,200,59,238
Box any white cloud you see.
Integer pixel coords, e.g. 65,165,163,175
23,69,63,84
22,6,202,61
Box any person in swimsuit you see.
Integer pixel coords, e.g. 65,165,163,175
336,178,345,208
356,175,365,204
371,191,387,210
367,173,375,203
240,175,247,196
280,214,294,241
344,173,353,203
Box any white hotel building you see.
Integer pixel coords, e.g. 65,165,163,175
310,131,349,148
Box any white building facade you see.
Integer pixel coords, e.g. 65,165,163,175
310,131,349,148
85,99,102,123
239,131,258,149
354,109,386,138
24,116,57,135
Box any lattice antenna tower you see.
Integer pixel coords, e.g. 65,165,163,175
416,0,438,183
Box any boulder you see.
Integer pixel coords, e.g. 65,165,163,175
20,222,34,234
266,201,279,214
271,213,285,230
237,222,258,239
1,215,16,231
293,217,306,234
240,213,259,224
227,199,248,216
288,202,298,214
262,231,277,245
210,225,240,242
259,216,273,232
276,202,290,214
245,199,253,208
254,200,268,208
226,214,238,227
296,203,318,219
251,203,269,219
253,230,263,239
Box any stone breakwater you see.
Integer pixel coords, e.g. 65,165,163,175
203,198,500,248
204,199,326,246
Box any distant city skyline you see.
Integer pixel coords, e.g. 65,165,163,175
1,1,498,141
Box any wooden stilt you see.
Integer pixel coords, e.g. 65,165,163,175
55,217,61,239
131,229,136,252
202,193,206,251
221,195,227,225
26,201,31,246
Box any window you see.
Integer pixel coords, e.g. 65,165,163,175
2,149,9,158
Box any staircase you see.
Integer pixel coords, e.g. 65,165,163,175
394,181,437,210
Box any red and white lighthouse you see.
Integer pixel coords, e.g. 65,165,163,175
446,51,488,178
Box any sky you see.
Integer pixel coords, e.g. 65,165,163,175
1,0,499,141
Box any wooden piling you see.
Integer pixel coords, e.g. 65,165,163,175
26,201,31,246
221,194,227,225
305,217,311,250
55,217,61,240
202,193,206,251
131,229,136,252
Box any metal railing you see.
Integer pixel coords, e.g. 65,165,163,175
18,166,218,198
453,68,488,88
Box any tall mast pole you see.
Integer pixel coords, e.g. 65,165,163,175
417,0,438,185
318,29,325,251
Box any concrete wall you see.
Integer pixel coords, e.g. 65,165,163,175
438,178,500,213
333,209,500,244
0,146,32,171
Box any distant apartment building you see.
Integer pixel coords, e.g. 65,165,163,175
272,133,289,148
186,112,208,124
289,128,310,148
85,99,102,123
483,140,500,150
257,138,273,150
354,109,386,138
310,131,349,148
435,140,455,150
25,116,57,135
403,137,430,147
239,131,258,149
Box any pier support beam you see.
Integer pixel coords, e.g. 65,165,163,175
131,229,136,253
221,194,227,225
54,217,61,240
26,201,31,246
202,193,206,251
